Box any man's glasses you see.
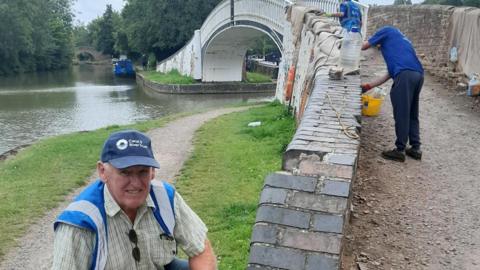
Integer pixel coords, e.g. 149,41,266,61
128,229,141,262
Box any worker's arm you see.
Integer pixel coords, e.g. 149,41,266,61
361,73,391,92
189,239,217,270
361,41,371,50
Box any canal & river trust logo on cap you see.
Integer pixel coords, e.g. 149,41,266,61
101,130,160,169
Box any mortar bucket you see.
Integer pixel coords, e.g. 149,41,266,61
362,94,383,116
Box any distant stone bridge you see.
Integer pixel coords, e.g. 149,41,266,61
74,46,110,61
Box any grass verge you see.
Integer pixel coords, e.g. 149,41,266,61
245,72,272,83
0,113,189,258
141,69,196,84
0,102,294,266
175,102,295,269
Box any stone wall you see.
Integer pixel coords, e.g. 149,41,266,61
367,5,467,85
136,73,275,95
248,7,362,270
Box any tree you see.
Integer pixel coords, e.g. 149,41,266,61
422,0,478,6
0,0,74,75
247,36,280,59
121,0,221,61
97,5,116,55
394,0,413,5
463,0,480,6
73,25,91,47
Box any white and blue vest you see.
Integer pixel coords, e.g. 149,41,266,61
54,180,176,270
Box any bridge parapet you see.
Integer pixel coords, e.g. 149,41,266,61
248,7,361,270
158,0,372,82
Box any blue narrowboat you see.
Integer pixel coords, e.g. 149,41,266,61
113,59,135,77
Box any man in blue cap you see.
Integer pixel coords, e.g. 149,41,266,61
361,26,424,162
324,0,362,32
52,130,217,269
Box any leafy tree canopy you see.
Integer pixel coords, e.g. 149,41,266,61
394,0,413,5
422,0,480,7
121,0,221,60
0,0,74,75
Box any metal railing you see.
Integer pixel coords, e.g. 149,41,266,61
200,0,369,48
200,0,289,47
161,0,369,73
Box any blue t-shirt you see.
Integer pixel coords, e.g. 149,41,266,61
368,26,424,78
339,0,362,32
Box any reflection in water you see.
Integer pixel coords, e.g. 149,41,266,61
0,65,273,154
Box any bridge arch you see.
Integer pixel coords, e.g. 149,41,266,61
74,46,110,61
202,24,282,82
156,0,368,82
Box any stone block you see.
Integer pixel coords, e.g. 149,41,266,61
279,228,342,254
256,205,311,229
287,192,348,214
306,253,339,270
259,187,289,204
283,149,327,171
321,179,350,197
248,244,306,270
298,160,354,179
325,153,356,166
265,173,317,192
251,223,278,244
311,213,344,233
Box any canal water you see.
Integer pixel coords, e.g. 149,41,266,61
0,64,273,154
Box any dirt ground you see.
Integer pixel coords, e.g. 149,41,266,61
0,106,249,270
342,49,480,270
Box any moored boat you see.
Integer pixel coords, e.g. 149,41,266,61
113,59,135,77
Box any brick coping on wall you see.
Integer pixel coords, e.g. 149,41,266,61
136,73,276,95
248,70,361,270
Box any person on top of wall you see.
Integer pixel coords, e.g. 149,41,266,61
361,26,424,162
52,130,217,270
324,0,362,32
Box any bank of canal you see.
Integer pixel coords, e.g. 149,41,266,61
0,64,273,154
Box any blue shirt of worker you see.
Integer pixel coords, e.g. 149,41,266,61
339,0,362,32
368,26,424,78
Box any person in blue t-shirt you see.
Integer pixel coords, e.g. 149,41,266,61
361,26,424,162
325,0,362,32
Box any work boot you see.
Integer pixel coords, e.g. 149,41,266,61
406,147,422,160
381,149,405,162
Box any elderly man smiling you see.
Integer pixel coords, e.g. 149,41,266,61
52,130,217,270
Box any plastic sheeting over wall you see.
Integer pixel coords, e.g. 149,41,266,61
449,7,480,77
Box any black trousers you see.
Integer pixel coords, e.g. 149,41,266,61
390,70,424,151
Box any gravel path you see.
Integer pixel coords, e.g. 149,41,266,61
0,106,250,270
342,49,480,269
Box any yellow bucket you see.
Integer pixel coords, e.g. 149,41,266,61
362,94,384,116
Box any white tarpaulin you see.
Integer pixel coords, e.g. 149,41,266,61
449,7,480,76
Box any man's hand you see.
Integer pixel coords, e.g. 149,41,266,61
189,239,217,270
361,83,372,93
361,41,371,51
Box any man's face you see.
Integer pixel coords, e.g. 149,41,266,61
98,163,155,214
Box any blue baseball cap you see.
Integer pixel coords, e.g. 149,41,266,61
100,130,160,169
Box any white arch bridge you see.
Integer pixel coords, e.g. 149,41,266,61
157,0,368,82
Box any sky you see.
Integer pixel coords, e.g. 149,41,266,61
72,0,125,25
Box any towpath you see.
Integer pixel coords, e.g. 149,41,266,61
343,49,480,269
0,106,250,270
